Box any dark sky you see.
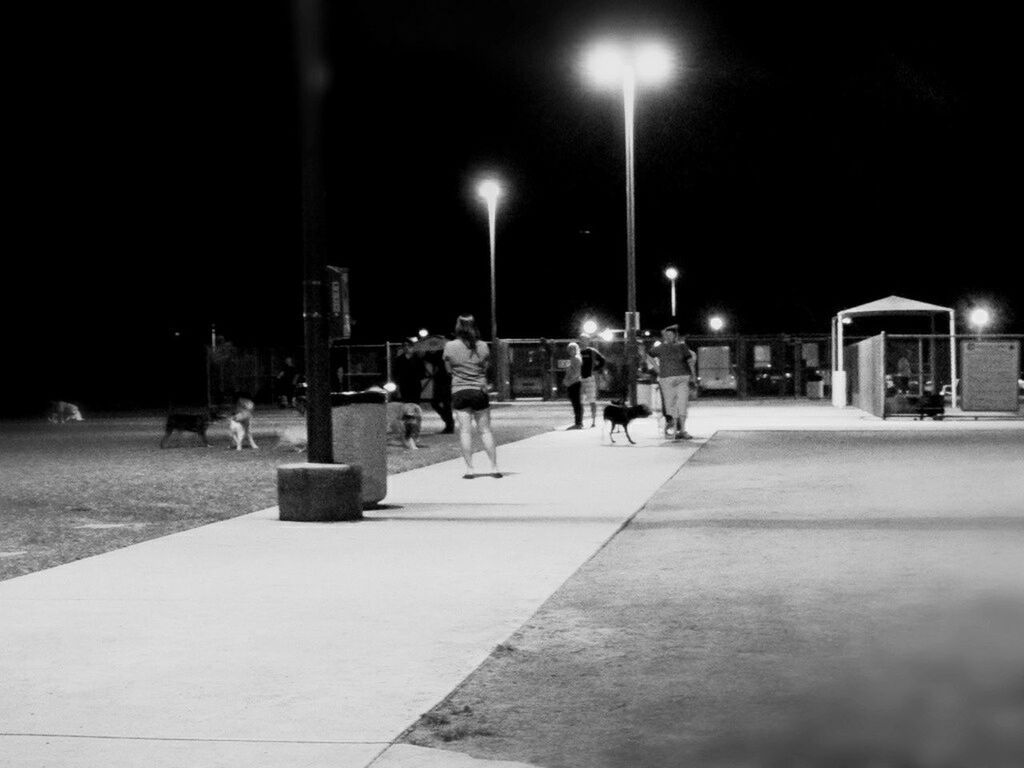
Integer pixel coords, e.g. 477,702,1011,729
6,0,1021,403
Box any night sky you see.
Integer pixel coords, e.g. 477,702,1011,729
6,0,1021,408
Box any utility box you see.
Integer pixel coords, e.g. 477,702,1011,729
331,390,387,506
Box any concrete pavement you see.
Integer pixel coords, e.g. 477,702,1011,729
1,402,1021,767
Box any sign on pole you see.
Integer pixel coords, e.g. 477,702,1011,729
327,265,351,341
960,340,1020,412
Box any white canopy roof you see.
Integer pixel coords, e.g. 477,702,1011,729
837,295,952,317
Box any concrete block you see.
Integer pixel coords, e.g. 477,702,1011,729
277,463,363,522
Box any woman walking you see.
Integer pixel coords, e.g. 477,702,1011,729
443,315,501,478
564,342,583,429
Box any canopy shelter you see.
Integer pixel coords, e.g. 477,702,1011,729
831,295,958,409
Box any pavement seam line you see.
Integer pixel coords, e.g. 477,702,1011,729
0,732,389,745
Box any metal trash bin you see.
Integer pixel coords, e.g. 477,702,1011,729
331,390,387,506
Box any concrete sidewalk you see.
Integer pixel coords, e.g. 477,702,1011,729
0,414,697,768
2,402,1020,768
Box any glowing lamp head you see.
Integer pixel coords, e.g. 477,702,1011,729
584,40,675,88
418,328,429,339
969,307,991,329
383,382,398,393
664,266,679,281
634,43,674,84
583,42,626,87
476,179,502,204
841,316,853,325
599,328,615,342
708,316,725,332
582,319,599,336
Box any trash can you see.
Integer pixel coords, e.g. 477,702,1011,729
331,390,387,506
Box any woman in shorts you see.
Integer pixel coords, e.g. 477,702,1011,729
443,314,501,478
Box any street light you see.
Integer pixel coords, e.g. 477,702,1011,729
969,307,991,337
708,315,725,332
582,318,599,336
664,266,679,316
476,178,502,342
584,40,676,406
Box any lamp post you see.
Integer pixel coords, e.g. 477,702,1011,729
664,266,679,317
584,41,675,406
477,179,502,343
708,315,725,333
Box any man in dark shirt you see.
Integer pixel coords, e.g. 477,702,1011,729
394,341,426,404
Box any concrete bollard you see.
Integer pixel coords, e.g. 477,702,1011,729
278,463,363,522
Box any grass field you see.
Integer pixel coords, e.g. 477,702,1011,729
0,403,571,581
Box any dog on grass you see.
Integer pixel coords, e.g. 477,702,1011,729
228,398,258,451
603,402,652,445
386,401,423,449
160,409,221,448
48,401,84,423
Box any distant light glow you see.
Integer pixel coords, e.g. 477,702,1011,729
383,382,398,393
664,266,679,281
709,316,725,332
841,316,853,325
653,340,662,348
969,307,991,329
418,328,429,338
599,328,615,342
582,319,599,335
477,179,502,203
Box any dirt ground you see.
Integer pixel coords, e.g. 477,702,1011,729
401,430,1024,767
0,402,572,581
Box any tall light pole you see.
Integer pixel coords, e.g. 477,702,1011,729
584,41,675,406
664,266,679,317
477,179,502,342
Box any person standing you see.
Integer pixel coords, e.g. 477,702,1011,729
647,324,697,440
394,340,425,404
564,342,583,429
276,356,299,408
426,346,455,434
443,315,500,478
579,341,607,428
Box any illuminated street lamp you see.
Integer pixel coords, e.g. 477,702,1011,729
477,178,503,342
582,318,599,336
708,315,725,333
969,307,991,337
584,40,676,406
664,266,679,317
418,328,429,339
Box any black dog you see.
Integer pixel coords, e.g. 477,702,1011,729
603,402,652,445
160,410,222,448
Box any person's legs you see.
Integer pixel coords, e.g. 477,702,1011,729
474,408,500,474
567,382,582,427
581,378,598,427
455,408,475,474
432,394,454,433
660,376,681,433
675,376,692,437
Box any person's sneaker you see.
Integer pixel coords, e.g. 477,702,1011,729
674,431,693,440
566,424,583,430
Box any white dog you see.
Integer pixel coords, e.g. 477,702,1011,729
48,401,84,423
229,398,258,450
387,401,423,449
